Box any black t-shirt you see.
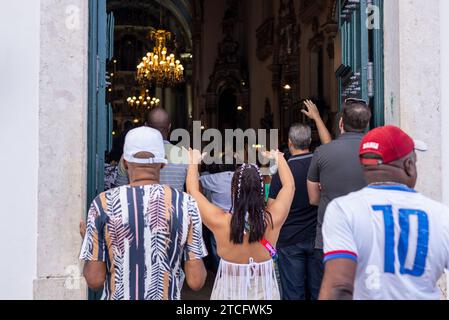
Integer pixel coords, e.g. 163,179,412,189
269,153,318,249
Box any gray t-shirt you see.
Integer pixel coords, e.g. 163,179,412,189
200,172,234,212
307,132,367,249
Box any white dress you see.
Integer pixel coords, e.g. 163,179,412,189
210,258,281,300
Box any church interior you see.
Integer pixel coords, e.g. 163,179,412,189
105,0,363,162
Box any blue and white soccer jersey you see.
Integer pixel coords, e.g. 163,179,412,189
323,185,449,300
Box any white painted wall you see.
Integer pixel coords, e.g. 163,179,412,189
0,0,40,299
383,0,401,126
441,0,449,207
384,0,442,201
441,0,449,298
34,0,88,300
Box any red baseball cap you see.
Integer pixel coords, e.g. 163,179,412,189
359,126,428,166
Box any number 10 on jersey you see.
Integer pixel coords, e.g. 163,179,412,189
372,205,429,277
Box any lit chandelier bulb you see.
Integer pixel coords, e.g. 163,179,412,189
136,30,185,86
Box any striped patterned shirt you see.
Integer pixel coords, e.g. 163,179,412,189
79,185,208,300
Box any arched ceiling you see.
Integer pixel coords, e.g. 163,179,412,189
164,0,192,39
107,0,193,48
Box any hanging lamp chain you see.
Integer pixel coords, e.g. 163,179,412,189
159,0,163,29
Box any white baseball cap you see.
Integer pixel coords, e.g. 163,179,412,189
123,127,168,165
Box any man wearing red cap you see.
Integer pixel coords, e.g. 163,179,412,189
319,126,449,300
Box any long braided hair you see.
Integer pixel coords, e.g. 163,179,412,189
229,164,273,244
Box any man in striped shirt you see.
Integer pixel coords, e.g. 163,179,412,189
80,127,207,300
115,108,188,191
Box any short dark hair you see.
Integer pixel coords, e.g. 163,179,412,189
342,100,372,133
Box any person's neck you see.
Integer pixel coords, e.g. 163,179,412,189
129,179,160,187
342,130,364,135
161,130,169,142
368,181,406,186
128,171,161,187
290,149,310,156
365,170,411,188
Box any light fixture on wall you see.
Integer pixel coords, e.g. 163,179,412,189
283,84,292,91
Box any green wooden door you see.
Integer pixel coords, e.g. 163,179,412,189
87,0,114,300
88,0,114,207
336,0,384,127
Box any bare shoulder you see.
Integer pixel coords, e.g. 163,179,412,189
211,210,232,234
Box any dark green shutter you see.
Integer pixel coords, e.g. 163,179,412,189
88,0,114,207
336,0,384,127
87,0,114,300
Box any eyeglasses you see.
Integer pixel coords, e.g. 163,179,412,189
344,98,369,106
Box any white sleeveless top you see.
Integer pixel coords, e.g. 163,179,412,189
210,258,280,300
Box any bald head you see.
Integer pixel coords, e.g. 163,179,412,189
147,107,171,140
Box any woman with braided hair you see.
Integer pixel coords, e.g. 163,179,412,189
187,150,295,300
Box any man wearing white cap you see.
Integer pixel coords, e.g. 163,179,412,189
320,126,449,300
80,127,208,300
114,108,189,191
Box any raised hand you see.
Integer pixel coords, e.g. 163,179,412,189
262,150,284,161
302,100,321,121
188,148,206,165
302,99,332,145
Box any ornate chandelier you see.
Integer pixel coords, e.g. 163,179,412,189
137,29,184,88
127,90,160,109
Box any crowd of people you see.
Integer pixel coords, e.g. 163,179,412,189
79,99,449,301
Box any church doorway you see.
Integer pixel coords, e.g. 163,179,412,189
86,0,197,300
86,0,385,300
87,0,194,206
